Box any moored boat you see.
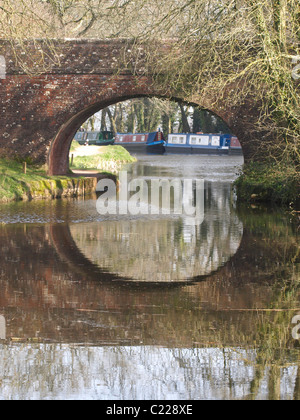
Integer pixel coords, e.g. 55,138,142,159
165,133,242,155
229,136,243,155
114,131,166,154
74,131,115,146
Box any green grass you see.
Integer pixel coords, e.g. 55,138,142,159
234,161,300,206
0,145,136,202
0,158,76,202
70,145,136,172
98,145,136,162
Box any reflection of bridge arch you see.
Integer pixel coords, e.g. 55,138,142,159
49,222,245,286
49,182,244,284
48,224,127,283
69,182,244,283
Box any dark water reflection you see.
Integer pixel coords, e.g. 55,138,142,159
0,155,299,400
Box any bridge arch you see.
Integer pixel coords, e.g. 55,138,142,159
0,39,263,173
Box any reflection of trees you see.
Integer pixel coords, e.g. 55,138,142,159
0,344,299,400
71,183,243,282
0,316,5,340
245,266,300,400
220,209,300,400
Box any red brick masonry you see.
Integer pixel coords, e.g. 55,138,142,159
0,39,265,175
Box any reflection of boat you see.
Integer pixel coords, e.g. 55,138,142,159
114,131,166,154
74,131,115,146
165,133,242,155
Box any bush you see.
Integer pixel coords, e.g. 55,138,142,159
234,162,300,206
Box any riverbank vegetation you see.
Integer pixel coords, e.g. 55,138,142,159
0,158,100,203
0,142,136,202
0,158,78,202
235,162,299,205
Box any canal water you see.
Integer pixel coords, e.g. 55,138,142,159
0,154,299,400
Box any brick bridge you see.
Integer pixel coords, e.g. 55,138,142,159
0,39,263,175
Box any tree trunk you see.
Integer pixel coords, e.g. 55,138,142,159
179,104,190,133
106,106,118,136
101,109,107,131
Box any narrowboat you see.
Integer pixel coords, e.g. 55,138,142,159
114,131,166,154
165,133,242,155
74,131,115,146
229,136,243,155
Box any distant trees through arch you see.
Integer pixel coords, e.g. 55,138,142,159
81,98,232,136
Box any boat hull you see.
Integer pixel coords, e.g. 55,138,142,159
229,148,243,155
114,142,165,154
78,140,115,146
165,133,243,155
165,146,230,155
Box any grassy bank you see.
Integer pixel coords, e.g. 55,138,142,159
70,143,136,172
234,162,300,207
0,158,98,203
0,145,136,203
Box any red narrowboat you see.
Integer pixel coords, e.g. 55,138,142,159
229,136,243,155
114,131,166,154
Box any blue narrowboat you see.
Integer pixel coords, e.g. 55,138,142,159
165,133,242,155
114,131,166,154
